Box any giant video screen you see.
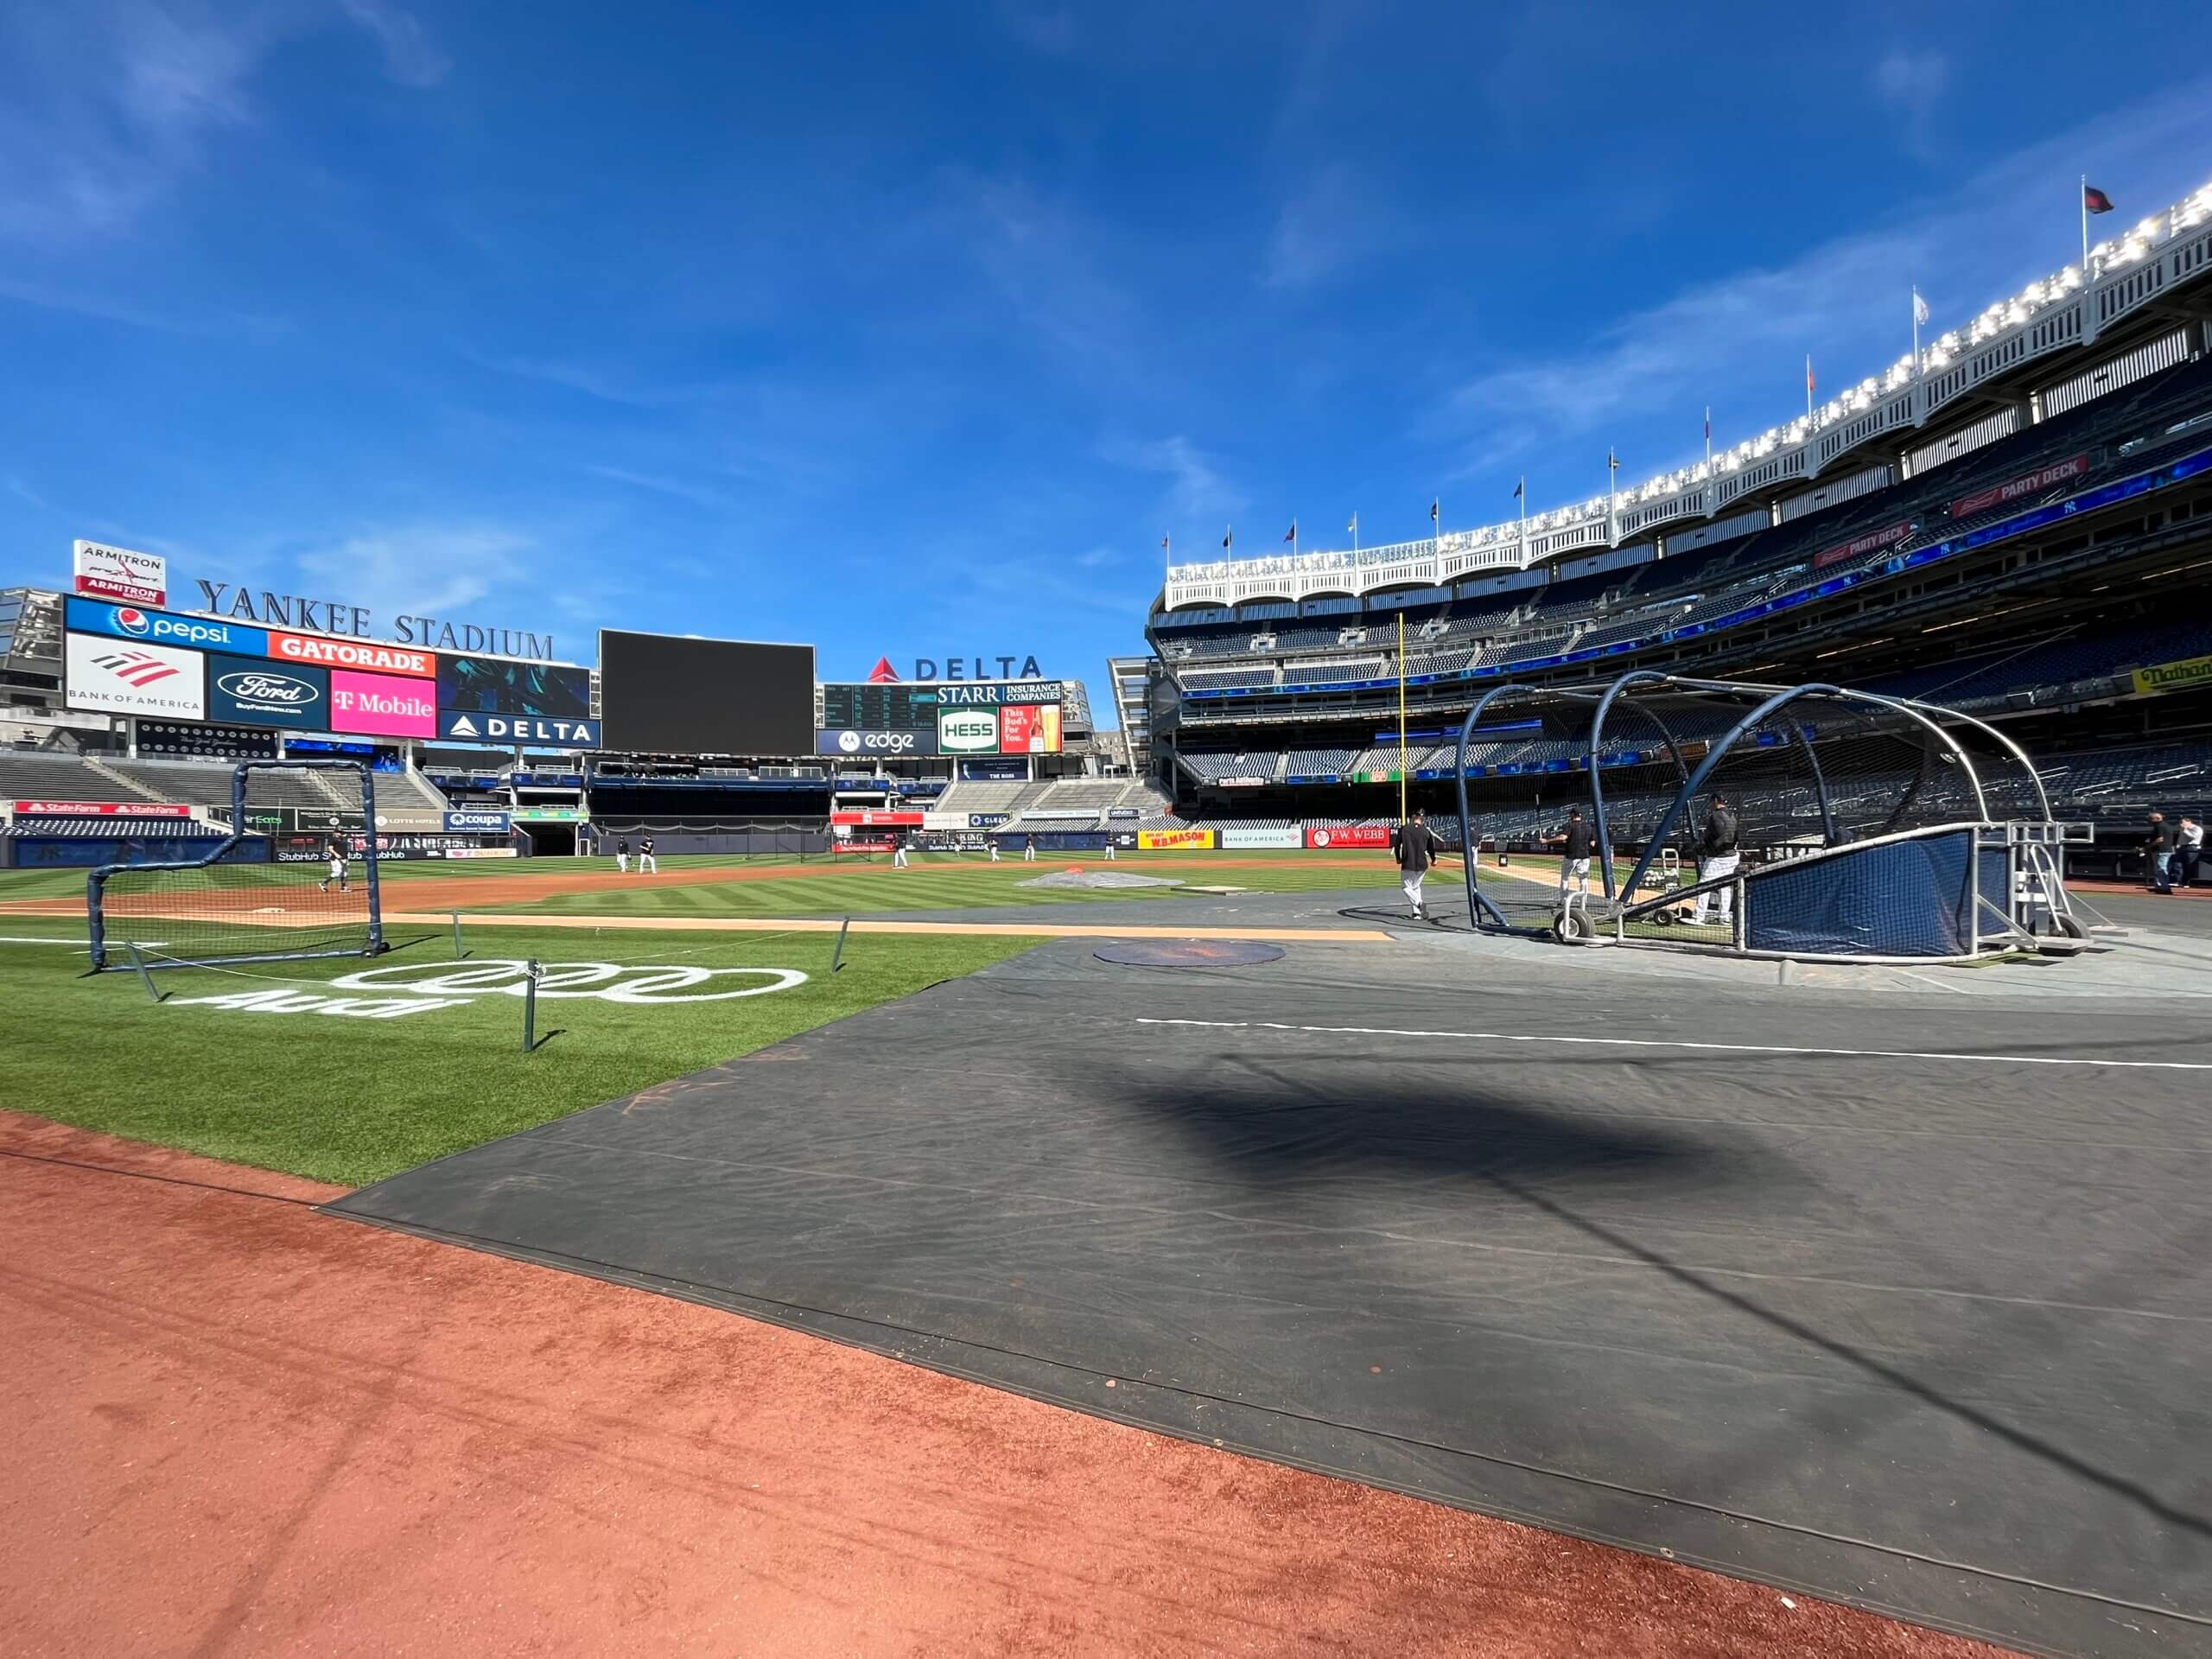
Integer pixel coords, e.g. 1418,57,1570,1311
598,630,816,755
438,653,594,721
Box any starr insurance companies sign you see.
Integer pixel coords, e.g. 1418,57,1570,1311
73,541,167,608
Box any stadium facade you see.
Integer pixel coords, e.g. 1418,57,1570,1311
1133,176,2212,880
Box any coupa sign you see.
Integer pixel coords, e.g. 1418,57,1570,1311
443,810,511,834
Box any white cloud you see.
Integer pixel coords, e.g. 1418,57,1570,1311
0,0,448,247
1265,164,1378,290
1433,73,2212,493
1100,435,1247,524
1872,48,1948,107
335,0,450,88
584,463,729,510
935,170,1139,378
294,524,532,621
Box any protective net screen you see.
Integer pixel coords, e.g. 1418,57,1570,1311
92,762,381,969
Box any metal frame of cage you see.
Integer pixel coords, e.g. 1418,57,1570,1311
86,760,385,971
1452,671,2072,962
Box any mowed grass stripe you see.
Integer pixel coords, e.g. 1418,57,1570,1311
0,922,1040,1185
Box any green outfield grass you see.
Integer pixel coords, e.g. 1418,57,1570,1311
0,919,1038,1185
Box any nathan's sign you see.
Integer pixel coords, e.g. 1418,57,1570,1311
2132,653,2212,697
191,582,555,661
1948,454,2090,520
1812,519,1916,571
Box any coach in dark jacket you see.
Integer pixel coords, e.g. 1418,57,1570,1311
1691,793,1740,928
2145,812,2174,893
1391,809,1445,919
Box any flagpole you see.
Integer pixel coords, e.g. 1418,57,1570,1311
1349,512,1358,551
1517,477,1527,563
1805,355,1814,425
1396,610,1408,824
2080,174,2090,276
1910,287,1923,384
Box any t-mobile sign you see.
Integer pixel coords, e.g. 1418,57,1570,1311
329,669,435,738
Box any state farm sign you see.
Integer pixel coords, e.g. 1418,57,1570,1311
73,540,166,607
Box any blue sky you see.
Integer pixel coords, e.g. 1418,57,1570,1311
4,2,2211,711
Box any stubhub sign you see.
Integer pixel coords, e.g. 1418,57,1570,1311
439,709,602,747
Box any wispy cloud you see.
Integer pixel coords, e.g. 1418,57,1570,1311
1265,163,1383,290
294,524,532,620
1871,48,1949,160
335,0,451,88
584,463,729,510
1101,435,1247,525
935,169,1139,378
1433,73,2212,489
0,1,448,247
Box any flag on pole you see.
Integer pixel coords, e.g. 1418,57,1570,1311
1912,290,1930,327
1346,512,1357,534
1429,499,1440,523
1512,479,1522,500
1805,355,1815,396
1703,408,1711,442
1160,534,1169,551
1283,521,1297,543
1607,448,1619,476
1222,526,1232,550
2083,184,2115,214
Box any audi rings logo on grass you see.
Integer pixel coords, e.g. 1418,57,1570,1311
327,959,809,1003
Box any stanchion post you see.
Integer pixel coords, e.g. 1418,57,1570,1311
831,914,851,973
452,910,465,960
524,957,538,1052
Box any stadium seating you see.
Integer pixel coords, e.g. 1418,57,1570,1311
0,751,156,804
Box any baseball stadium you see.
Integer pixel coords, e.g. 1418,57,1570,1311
10,104,2212,1659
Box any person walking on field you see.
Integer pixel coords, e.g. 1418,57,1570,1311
892,832,910,869
614,836,630,874
1390,808,1445,920
2172,816,2202,891
1691,792,1739,928
2145,811,2175,894
316,832,350,895
1024,834,1038,862
988,839,1001,862
1549,808,1595,898
638,834,658,874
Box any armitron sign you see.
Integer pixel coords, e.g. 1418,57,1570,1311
73,541,166,607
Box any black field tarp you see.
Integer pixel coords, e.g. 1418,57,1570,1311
334,943,2212,1657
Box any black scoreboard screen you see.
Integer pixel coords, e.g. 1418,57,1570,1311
821,683,940,730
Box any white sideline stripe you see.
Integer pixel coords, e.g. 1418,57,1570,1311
0,934,163,949
1133,1017,2212,1072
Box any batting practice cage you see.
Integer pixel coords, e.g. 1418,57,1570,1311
86,760,386,971
1452,673,2091,963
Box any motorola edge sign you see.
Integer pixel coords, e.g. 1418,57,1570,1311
815,728,937,755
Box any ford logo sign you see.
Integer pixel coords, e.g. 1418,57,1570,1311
217,670,319,709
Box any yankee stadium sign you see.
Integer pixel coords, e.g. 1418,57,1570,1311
191,582,555,661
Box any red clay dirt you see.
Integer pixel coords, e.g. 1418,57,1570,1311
0,1110,2013,1658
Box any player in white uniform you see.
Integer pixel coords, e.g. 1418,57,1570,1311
316,835,350,894
638,835,658,874
614,836,630,874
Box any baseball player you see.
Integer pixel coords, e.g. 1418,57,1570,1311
316,833,350,894
614,836,631,874
638,834,658,874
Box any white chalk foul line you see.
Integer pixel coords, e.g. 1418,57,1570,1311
1133,1018,2212,1072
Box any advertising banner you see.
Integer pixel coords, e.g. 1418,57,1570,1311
206,653,329,729
330,669,435,738
67,597,266,656
64,632,207,720
1218,775,1270,787
1107,807,1141,820
922,810,969,831
1949,453,2090,519
1221,826,1302,849
441,846,520,859
1138,827,1216,850
817,728,938,757
437,709,602,747
270,631,435,677
830,809,925,826
2132,653,2212,697
443,809,512,834
959,757,1027,780
512,806,589,823
938,707,1000,753
929,680,1061,707
1306,824,1392,849
968,812,1010,829
436,654,593,720
1812,519,1916,571
10,800,192,817
996,702,1064,754
73,540,166,607
832,838,897,854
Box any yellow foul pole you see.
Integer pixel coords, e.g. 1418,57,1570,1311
1396,611,1408,822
